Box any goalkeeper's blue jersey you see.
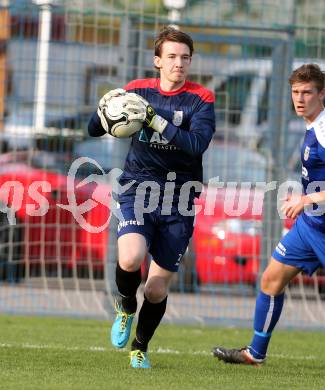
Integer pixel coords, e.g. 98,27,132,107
88,78,215,193
301,109,325,232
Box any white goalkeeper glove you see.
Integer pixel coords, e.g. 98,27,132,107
98,88,126,109
122,93,147,118
123,94,168,134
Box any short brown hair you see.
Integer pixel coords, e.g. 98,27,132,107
289,63,325,92
154,26,194,57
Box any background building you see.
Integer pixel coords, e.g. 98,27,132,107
0,0,325,329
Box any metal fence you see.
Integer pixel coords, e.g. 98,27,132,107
0,0,325,329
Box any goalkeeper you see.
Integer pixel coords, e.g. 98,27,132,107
88,26,215,368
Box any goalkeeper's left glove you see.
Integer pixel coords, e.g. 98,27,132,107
143,104,168,134
126,94,168,134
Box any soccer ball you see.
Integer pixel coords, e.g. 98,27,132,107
100,93,143,138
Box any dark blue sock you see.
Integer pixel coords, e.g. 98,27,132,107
248,290,284,359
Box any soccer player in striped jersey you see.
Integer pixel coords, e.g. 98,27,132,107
88,26,215,368
213,63,325,366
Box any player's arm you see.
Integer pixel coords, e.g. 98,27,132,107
304,191,325,205
281,191,325,220
88,111,107,137
128,94,216,156
162,101,216,155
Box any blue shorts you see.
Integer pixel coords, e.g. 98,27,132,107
116,193,195,272
272,215,325,276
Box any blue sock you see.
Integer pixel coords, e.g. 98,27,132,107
248,290,284,359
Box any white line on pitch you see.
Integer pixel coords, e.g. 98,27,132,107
0,343,317,361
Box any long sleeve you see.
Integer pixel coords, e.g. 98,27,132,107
88,111,106,137
162,101,215,156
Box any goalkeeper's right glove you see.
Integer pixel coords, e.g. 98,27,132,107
123,94,168,134
143,104,168,134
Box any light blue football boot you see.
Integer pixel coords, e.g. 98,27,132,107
130,350,151,368
110,301,135,348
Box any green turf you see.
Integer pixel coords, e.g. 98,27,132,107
0,314,324,390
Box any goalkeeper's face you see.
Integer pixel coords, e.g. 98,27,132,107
154,41,192,90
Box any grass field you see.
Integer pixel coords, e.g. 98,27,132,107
1,314,324,390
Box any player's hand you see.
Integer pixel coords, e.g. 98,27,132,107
280,194,310,220
126,94,168,134
122,94,147,121
98,88,126,109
